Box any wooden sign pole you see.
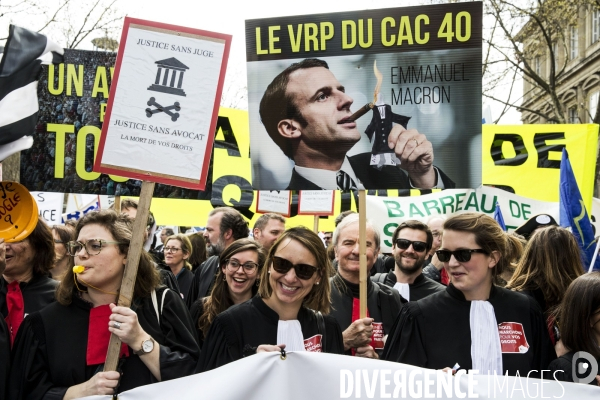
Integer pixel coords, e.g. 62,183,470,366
313,214,319,233
359,190,367,318
104,181,155,372
113,195,121,213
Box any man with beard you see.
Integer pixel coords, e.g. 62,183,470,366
186,207,249,308
372,220,444,301
330,215,404,359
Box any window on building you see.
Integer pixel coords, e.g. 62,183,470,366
570,25,578,59
593,10,600,43
569,107,578,123
590,91,599,122
534,56,541,75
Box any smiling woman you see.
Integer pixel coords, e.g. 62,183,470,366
191,238,265,346
383,213,557,377
197,227,344,373
8,210,200,400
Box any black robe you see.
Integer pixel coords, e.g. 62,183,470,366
0,318,9,400
0,275,57,318
330,275,405,356
382,284,556,376
175,268,194,301
189,297,206,348
371,271,445,301
197,296,344,372
549,351,600,385
186,256,219,309
8,287,200,399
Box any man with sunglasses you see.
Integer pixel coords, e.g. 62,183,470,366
330,215,404,359
372,220,444,301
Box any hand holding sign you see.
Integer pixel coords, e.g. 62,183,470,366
387,125,436,188
0,182,38,242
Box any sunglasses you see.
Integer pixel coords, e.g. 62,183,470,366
395,238,428,253
271,256,318,280
436,249,488,262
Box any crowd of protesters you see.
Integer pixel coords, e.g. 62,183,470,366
1,204,599,399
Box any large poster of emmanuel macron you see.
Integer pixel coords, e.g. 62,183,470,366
246,2,482,191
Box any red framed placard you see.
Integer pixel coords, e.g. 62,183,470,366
256,190,291,217
297,190,335,216
94,17,231,190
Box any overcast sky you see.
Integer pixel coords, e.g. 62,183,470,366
1,0,522,123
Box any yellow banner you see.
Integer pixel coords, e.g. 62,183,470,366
482,124,599,212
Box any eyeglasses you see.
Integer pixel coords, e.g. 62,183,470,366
271,256,318,280
66,239,125,256
226,259,259,273
395,239,428,253
163,247,182,253
436,249,488,262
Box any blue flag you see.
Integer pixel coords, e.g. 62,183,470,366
493,201,507,231
559,149,600,272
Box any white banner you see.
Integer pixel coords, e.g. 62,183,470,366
31,192,64,224
84,352,599,400
298,190,335,215
256,190,291,216
366,187,562,253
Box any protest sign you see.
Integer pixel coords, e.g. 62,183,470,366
246,2,482,190
366,186,560,252
32,192,64,224
94,18,231,190
256,191,291,216
298,191,335,215
483,124,598,211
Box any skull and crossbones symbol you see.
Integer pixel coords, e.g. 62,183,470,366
145,97,181,122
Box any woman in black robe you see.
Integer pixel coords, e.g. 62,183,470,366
163,233,194,300
382,213,556,376
8,210,199,399
549,273,600,385
191,239,266,347
197,227,344,372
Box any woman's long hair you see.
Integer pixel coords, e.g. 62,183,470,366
507,226,583,313
258,227,334,314
556,272,600,360
198,239,265,338
55,210,161,305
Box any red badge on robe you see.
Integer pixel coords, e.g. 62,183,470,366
87,304,130,365
497,322,530,354
351,298,384,353
5,281,24,346
304,334,323,352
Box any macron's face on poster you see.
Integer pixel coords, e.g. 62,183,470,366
283,67,361,156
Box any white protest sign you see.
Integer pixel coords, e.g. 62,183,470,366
32,192,64,224
256,191,291,216
63,194,100,222
95,18,231,190
367,186,559,252
298,191,335,215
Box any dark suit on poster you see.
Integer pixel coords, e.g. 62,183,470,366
286,153,455,190
365,105,411,155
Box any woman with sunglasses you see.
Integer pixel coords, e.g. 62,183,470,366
197,227,344,372
163,234,194,300
8,210,200,399
549,273,600,385
383,213,556,376
191,239,265,347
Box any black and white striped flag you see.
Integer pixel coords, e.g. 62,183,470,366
0,25,63,161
